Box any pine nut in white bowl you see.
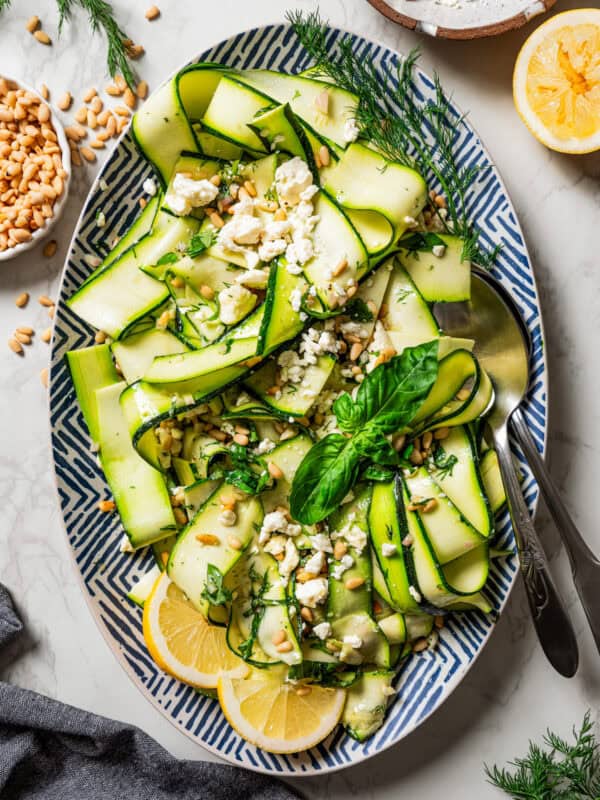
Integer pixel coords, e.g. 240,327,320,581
0,75,71,261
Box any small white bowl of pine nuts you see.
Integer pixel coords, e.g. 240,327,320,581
0,75,71,261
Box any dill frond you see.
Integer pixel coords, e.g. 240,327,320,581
287,9,498,268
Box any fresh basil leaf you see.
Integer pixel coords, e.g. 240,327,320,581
353,428,397,464
201,564,232,606
156,251,179,266
345,298,374,322
187,229,217,258
333,392,364,434
290,434,360,524
399,231,446,253
355,340,439,433
363,464,395,482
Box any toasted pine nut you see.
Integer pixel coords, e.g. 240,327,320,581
43,240,57,258
319,145,330,166
38,294,54,307
274,207,287,221
228,536,242,550
195,533,220,546
295,570,314,584
57,92,72,111
434,615,445,629
456,387,471,401
422,431,433,450
145,4,160,20
114,105,130,118
174,508,187,525
87,109,98,129
267,461,283,480
333,540,347,560
90,96,103,114
94,330,107,344
98,499,116,512
349,342,363,361
435,194,447,208
412,638,428,653
90,139,105,149
123,88,136,110
48,306,55,320
207,211,224,228
300,607,313,623
346,284,357,298
41,327,52,343
332,258,348,278
160,551,169,566
39,83,49,99
209,174,221,186
83,87,97,103
345,576,365,590
136,80,149,99
8,337,23,355
34,30,51,45
16,326,34,336
105,83,122,97
296,685,312,696
409,449,423,466
276,641,293,653
40,367,49,388
422,499,438,513
233,433,249,446
80,147,96,163
15,292,29,308
26,15,40,33
271,629,286,646
14,331,31,345
433,427,450,440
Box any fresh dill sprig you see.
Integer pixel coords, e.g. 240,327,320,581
57,0,136,88
485,712,600,798
287,9,499,267
0,0,136,89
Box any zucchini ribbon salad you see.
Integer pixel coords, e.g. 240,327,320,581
65,12,508,753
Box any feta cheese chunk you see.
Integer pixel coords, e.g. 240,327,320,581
303,550,326,575
343,117,360,143
235,268,269,289
331,553,354,580
295,577,329,608
381,542,398,557
143,178,157,196
218,284,257,326
219,214,263,247
275,157,315,207
312,621,332,640
165,174,219,216
279,538,300,581
119,534,134,553
343,634,362,650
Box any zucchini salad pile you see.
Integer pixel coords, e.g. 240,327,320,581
65,59,507,754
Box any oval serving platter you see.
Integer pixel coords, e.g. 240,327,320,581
50,23,547,775
368,0,556,40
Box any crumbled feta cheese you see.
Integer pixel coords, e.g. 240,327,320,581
218,284,256,326
403,215,418,229
332,522,367,555
285,237,314,266
119,534,134,553
165,174,219,216
143,177,157,196
290,287,303,312
343,117,360,143
219,214,263,247
258,237,287,262
408,585,422,604
312,621,332,640
259,510,301,545
285,260,303,275
263,535,287,557
219,509,237,527
303,550,325,575
96,211,106,228
275,157,315,207
295,577,328,608
263,219,292,240
255,438,275,455
381,542,398,558
235,268,269,289
382,685,397,697
343,634,362,650
331,553,354,580
279,538,300,581
432,244,446,258
310,532,333,553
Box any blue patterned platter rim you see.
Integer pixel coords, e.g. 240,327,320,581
49,23,547,775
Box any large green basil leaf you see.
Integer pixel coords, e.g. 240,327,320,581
289,434,360,525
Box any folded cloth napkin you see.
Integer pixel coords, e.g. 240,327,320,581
0,584,300,800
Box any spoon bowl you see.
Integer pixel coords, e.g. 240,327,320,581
434,270,579,678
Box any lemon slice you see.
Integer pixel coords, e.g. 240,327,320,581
513,9,600,153
142,571,248,688
218,668,346,754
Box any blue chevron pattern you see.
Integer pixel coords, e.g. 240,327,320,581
49,24,547,775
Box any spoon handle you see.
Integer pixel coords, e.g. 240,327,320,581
491,422,579,677
511,406,600,656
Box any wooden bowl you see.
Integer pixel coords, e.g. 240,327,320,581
368,0,557,39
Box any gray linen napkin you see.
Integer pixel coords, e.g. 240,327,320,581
0,583,300,800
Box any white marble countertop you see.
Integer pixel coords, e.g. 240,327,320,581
1,0,599,796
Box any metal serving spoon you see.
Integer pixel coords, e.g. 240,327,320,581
434,269,579,677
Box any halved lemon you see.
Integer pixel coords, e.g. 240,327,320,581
218,668,346,754
143,571,248,688
513,9,600,153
